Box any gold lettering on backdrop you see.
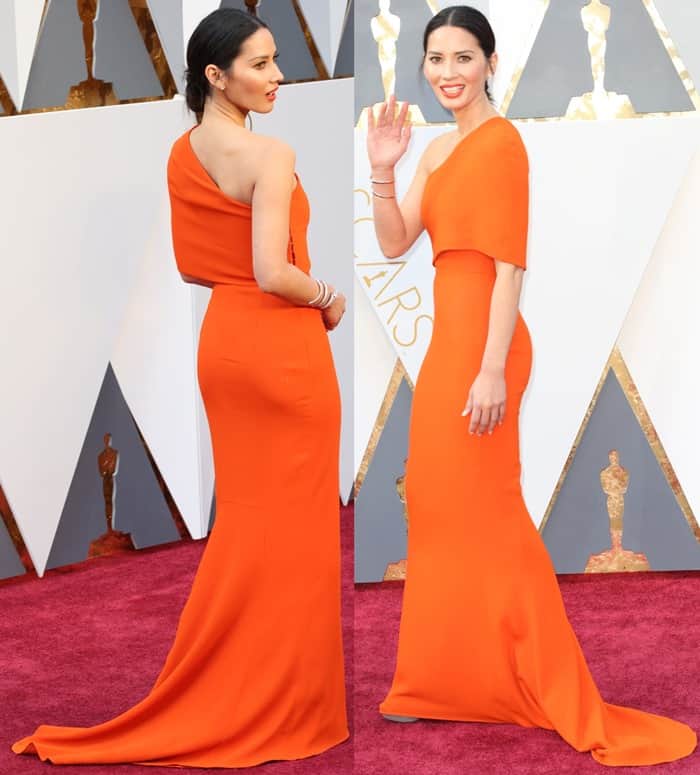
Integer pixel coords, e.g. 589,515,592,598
66,0,119,108
566,0,635,119
357,261,433,347
355,187,433,348
89,433,135,558
395,314,432,347
585,450,650,572
364,269,389,287
354,188,371,207
378,286,422,325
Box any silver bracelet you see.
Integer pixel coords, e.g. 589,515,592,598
371,177,395,184
372,190,396,199
307,278,325,306
321,289,338,309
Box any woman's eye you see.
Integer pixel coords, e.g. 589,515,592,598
429,56,441,64
458,56,472,63
255,62,266,69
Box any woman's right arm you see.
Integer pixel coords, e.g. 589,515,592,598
367,95,432,259
251,140,345,327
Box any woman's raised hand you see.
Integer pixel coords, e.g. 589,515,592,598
367,94,412,171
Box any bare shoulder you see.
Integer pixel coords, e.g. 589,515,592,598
255,134,295,160
255,136,295,177
420,131,459,174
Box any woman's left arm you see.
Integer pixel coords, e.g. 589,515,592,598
462,261,524,436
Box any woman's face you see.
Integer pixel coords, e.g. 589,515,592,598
422,25,495,113
219,27,283,114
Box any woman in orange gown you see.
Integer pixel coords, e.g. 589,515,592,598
366,6,696,766
12,9,348,767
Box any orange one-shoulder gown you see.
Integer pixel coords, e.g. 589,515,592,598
12,126,349,767
378,116,696,766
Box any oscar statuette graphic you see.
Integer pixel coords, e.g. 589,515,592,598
66,0,119,109
360,1,426,127
384,459,409,580
88,433,135,558
566,0,635,119
585,450,650,573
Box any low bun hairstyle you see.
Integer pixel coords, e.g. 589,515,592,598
184,8,268,122
423,5,496,102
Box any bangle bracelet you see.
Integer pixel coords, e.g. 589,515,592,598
371,178,395,184
321,289,338,309
308,278,337,309
319,284,332,308
372,190,396,199
308,278,324,306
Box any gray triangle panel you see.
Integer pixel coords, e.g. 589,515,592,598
146,0,185,92
91,0,163,100
0,513,25,581
507,0,693,119
46,363,180,570
220,1,320,81
354,0,452,122
333,0,353,78
355,378,412,582
542,369,700,573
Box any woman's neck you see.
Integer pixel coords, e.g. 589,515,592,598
453,99,499,137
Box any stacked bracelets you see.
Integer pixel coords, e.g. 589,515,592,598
371,174,396,200
308,278,338,309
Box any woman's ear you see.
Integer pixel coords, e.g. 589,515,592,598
489,52,498,78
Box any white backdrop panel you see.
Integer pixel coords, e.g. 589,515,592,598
0,98,188,575
255,78,355,503
617,149,700,523
489,0,546,109
0,0,18,105
354,274,398,477
11,0,44,107
181,0,220,60
354,115,700,526
111,179,210,540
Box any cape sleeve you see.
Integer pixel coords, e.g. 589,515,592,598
429,129,530,270
476,134,529,269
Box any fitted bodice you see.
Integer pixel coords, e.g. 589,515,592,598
167,127,312,287
420,116,529,271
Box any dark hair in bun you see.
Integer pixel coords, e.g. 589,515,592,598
184,8,268,122
423,5,496,102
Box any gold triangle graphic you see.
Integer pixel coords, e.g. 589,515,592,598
290,0,329,81
499,0,549,116
127,0,178,101
610,349,700,542
21,0,177,115
0,74,17,115
501,0,698,120
245,0,332,82
641,0,700,111
539,346,699,544
133,422,191,541
353,359,413,499
0,482,36,576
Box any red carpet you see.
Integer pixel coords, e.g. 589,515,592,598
356,572,700,775
1,505,353,774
